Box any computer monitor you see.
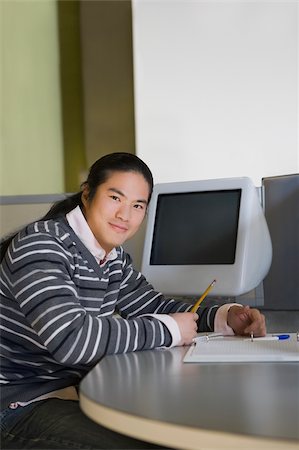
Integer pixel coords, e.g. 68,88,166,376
141,177,272,297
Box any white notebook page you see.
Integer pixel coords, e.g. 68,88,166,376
183,334,299,363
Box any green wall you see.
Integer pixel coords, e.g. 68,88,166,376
0,0,64,195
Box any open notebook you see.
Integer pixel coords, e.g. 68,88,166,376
183,333,299,363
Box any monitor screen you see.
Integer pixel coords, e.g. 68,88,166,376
150,190,241,265
141,177,272,297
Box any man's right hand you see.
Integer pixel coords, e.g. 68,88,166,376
170,312,198,346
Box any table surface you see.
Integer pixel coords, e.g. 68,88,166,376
80,338,299,450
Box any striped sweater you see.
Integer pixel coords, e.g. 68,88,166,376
0,218,218,409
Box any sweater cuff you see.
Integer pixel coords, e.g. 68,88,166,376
214,303,242,336
139,314,182,347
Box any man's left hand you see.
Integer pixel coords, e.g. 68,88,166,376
227,305,266,337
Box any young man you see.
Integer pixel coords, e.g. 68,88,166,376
0,153,266,449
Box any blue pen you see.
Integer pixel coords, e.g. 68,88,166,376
272,334,290,340
246,334,290,341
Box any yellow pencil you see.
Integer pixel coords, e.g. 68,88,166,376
191,279,216,313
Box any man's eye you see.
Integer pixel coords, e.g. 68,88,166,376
111,195,120,201
134,204,144,210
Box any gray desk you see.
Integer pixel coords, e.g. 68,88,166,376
80,343,299,450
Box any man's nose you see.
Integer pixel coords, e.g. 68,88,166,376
116,204,130,221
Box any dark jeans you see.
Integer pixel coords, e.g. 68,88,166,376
0,399,169,449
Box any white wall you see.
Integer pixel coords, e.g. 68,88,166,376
132,0,298,186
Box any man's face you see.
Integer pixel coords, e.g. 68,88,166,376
82,171,150,254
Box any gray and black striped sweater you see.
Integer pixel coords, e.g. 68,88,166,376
0,218,218,409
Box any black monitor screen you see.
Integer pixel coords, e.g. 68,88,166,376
150,189,241,265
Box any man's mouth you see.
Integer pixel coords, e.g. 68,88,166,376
109,223,129,233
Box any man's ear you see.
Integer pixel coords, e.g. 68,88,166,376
81,185,89,207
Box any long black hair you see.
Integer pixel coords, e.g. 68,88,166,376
0,152,154,261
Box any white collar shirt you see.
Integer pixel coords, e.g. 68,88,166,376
66,205,117,266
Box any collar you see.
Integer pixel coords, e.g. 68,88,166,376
66,205,117,265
